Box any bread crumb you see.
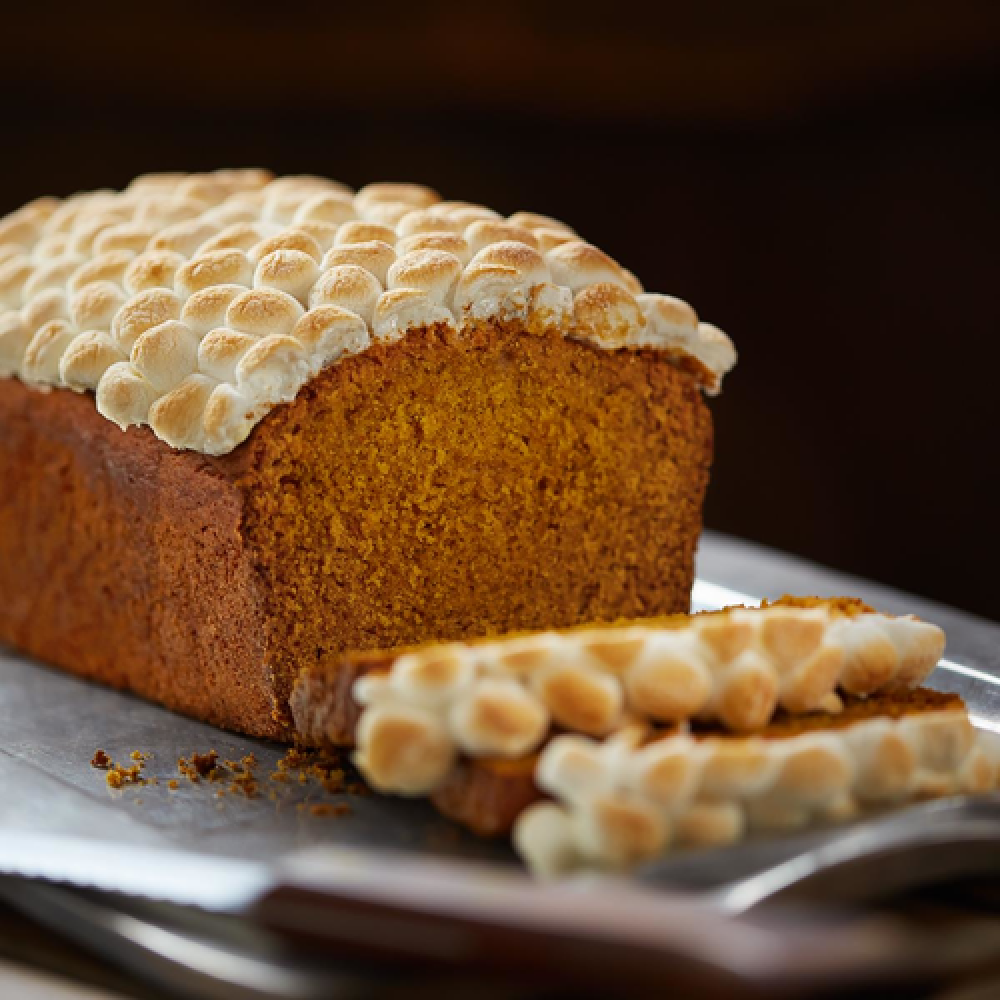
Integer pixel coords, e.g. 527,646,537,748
97,749,149,789
307,802,351,818
277,747,369,796
176,749,260,798
105,762,145,789
190,750,218,776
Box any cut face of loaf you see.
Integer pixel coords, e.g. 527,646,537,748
290,597,947,795
0,323,712,738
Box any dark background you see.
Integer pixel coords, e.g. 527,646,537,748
2,1,998,618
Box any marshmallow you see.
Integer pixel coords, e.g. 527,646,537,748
292,306,370,363
123,251,186,295
23,288,69,334
293,190,357,227
197,327,260,383
0,215,40,248
249,229,323,265
335,221,397,246
0,257,33,309
624,636,712,721
148,373,217,450
254,249,320,304
308,265,382,325
111,289,183,353
130,320,201,392
69,250,136,295
447,679,549,758
397,207,466,238
60,331,125,391
531,661,623,736
355,182,440,213
199,224,266,255
373,288,456,344
70,281,126,331
133,196,204,228
21,320,79,383
547,241,628,292
94,223,156,256
572,284,645,350
507,211,577,237
323,241,396,287
226,288,303,338
464,220,539,256
355,704,455,796
386,249,463,305
234,333,312,404
176,249,253,297
181,284,249,337
201,383,263,455
294,222,339,252
96,361,161,428
396,232,472,265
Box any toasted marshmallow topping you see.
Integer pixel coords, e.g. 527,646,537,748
1,170,735,454
515,712,1000,876
350,603,945,797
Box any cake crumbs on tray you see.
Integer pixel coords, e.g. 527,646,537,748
97,749,151,790
304,802,352,818
91,744,363,813
175,750,260,798
177,749,219,782
275,746,370,797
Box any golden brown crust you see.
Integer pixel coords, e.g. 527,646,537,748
432,756,541,838
0,377,279,737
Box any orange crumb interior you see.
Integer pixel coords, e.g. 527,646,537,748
230,323,713,724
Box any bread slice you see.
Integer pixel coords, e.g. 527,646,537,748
289,598,1000,868
0,170,731,739
291,597,947,784
517,687,1000,874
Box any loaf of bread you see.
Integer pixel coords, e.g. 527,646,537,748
0,170,735,740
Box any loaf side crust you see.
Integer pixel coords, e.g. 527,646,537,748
0,378,279,736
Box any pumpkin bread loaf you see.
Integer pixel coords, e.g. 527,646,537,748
0,169,733,740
